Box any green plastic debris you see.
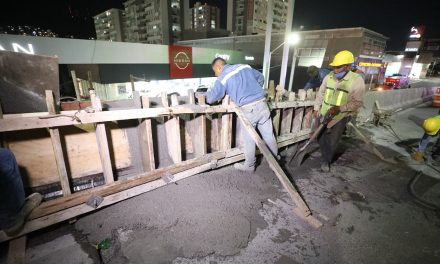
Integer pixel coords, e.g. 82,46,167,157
95,238,111,250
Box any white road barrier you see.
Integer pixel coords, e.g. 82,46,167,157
357,87,437,123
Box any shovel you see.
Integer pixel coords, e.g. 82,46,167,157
288,111,333,167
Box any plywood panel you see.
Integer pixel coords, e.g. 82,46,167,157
7,124,131,187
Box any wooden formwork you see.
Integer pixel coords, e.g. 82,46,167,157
0,89,318,242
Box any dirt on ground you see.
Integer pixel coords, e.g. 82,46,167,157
1,105,440,264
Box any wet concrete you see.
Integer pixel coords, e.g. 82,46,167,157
1,105,440,264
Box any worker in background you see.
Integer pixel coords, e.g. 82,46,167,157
304,66,330,91
197,57,278,172
411,114,440,166
313,50,365,172
351,63,366,80
0,148,42,236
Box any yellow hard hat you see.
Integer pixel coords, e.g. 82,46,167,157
422,117,440,136
329,50,355,67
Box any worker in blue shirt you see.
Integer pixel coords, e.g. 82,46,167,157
197,57,278,172
0,148,42,236
304,66,330,91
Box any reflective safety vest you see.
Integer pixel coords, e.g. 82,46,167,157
320,71,361,120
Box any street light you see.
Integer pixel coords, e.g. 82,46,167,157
263,32,301,90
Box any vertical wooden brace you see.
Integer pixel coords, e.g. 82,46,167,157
90,91,114,184
45,90,71,196
138,96,156,172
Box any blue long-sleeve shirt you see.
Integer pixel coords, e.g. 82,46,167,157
304,68,330,90
205,64,266,107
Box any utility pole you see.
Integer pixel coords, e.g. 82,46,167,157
262,0,274,90
279,0,295,90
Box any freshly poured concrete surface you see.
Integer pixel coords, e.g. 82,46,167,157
1,105,440,264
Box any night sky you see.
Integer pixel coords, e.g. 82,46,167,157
0,0,438,50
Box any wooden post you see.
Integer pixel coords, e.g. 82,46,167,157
90,91,114,184
7,236,26,264
161,92,169,107
87,71,94,91
130,74,135,92
198,95,206,105
188,89,195,105
139,96,156,171
221,96,233,150
70,70,81,101
233,105,321,228
165,94,182,163
45,90,71,196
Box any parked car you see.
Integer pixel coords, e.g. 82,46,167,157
373,83,394,91
384,74,411,89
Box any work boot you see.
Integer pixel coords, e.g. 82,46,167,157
3,193,43,237
234,162,255,172
411,151,424,161
320,162,330,172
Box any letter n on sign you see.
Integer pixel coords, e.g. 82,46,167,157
169,45,193,79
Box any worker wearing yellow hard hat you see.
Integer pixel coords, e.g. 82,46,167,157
412,114,440,164
310,50,365,172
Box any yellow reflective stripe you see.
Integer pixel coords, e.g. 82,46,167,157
336,90,344,105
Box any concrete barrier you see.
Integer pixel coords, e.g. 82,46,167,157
357,87,437,123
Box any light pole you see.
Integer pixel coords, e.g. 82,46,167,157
264,33,300,89
287,47,299,92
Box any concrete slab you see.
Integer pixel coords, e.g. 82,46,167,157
25,234,93,264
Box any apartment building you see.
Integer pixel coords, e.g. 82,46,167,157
93,8,124,41
227,0,289,35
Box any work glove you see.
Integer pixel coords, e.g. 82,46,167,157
328,106,341,117
411,151,424,161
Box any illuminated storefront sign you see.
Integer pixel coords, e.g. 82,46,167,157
215,53,230,61
169,45,193,79
0,43,35,54
409,25,425,40
359,62,382,67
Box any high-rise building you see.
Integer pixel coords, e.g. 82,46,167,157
123,0,184,44
227,0,289,35
94,9,124,41
191,2,220,31
94,1,186,44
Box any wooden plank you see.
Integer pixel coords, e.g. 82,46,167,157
188,89,195,105
0,101,317,133
165,94,182,163
90,91,114,184
138,96,155,172
45,90,71,196
302,106,314,129
70,70,81,101
221,96,232,150
280,108,294,135
161,92,169,107
28,151,227,221
7,236,26,264
233,105,321,228
194,113,207,157
291,107,305,133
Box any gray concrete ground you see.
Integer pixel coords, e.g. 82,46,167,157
1,104,440,264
